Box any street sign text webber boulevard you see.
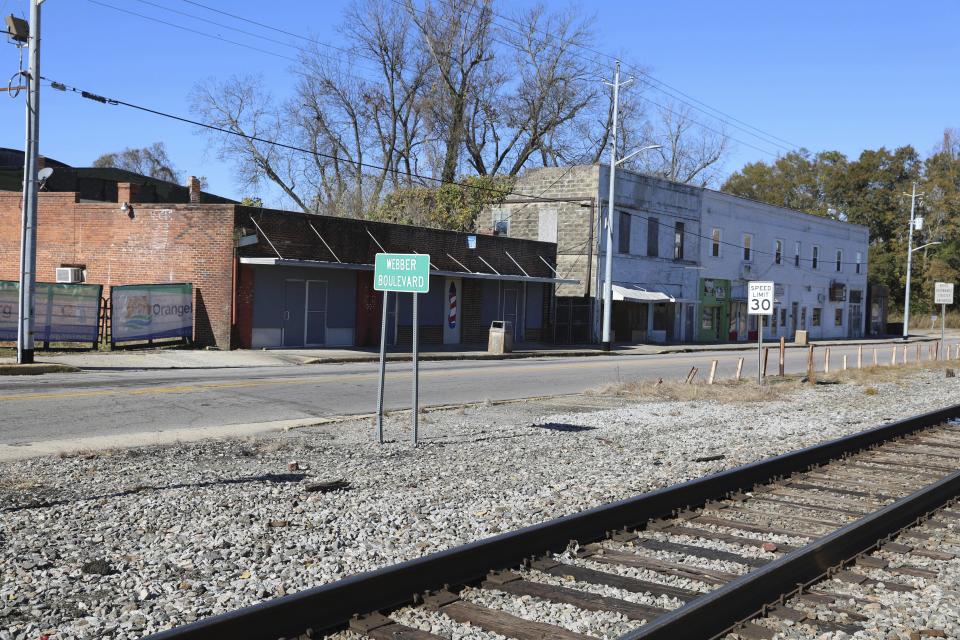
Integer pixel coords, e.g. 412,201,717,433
374,253,430,294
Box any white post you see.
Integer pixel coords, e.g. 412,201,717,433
17,0,42,365
601,61,622,351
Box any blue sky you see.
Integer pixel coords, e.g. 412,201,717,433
1,0,956,205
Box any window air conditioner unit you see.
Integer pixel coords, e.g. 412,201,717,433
56,267,83,283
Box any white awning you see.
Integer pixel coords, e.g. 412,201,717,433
611,284,676,303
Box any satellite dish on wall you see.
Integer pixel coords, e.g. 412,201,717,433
37,167,53,190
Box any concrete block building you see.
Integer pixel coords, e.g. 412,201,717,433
489,164,871,344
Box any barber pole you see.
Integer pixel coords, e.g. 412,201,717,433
448,281,457,328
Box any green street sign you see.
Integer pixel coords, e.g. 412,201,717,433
374,253,430,293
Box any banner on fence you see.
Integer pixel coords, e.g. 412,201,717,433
111,283,193,342
0,281,103,343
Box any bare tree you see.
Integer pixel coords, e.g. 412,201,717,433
92,142,182,183
190,1,731,218
191,77,309,212
404,0,495,185
627,102,729,186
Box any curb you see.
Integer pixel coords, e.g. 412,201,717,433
0,363,80,376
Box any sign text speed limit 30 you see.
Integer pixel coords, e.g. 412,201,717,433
748,281,775,316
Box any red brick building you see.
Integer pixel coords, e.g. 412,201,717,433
0,166,570,349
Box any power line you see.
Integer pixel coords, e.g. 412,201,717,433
43,76,598,208
417,0,800,155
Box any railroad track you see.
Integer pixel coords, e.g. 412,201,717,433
147,405,960,640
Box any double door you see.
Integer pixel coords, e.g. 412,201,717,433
282,279,327,347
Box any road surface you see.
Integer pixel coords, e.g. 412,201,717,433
1,341,945,447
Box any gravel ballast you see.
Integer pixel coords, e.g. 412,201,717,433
1,369,959,639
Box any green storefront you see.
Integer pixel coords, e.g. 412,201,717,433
697,278,730,342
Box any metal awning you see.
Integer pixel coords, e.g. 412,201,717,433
239,257,579,286
611,284,676,303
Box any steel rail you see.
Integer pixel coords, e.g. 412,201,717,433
622,469,960,640
144,403,960,640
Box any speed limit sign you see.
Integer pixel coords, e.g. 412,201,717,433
748,281,774,316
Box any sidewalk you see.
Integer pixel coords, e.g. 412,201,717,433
0,331,952,372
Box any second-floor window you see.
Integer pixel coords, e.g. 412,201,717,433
674,222,685,260
742,234,753,262
711,228,721,257
492,209,509,235
812,245,820,270
647,217,659,258
835,249,843,272
618,211,631,254
774,239,783,265
794,241,801,267
855,252,862,275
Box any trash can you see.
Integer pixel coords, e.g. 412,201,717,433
488,320,514,354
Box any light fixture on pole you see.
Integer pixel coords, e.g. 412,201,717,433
901,182,924,341
599,61,661,351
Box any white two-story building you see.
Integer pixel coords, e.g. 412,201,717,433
489,164,871,344
698,189,869,342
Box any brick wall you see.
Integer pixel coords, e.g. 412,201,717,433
234,263,255,349
0,192,237,348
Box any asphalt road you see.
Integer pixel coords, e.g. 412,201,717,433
2,341,949,446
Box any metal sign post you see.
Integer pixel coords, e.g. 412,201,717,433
372,253,430,445
934,282,954,358
375,291,388,443
412,292,419,446
748,281,774,386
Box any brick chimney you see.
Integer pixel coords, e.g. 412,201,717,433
187,175,201,204
117,182,139,203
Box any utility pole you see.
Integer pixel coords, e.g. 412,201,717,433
601,61,626,351
902,182,923,341
600,62,660,350
17,0,44,364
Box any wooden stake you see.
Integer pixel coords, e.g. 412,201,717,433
891,345,897,366
806,345,814,380
685,366,699,384
779,337,785,376
842,354,848,370
857,345,863,369
873,347,878,367
708,360,718,385
824,347,830,373
735,357,744,381
763,347,770,377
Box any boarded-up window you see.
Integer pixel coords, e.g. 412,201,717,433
618,211,631,254
538,208,558,243
647,217,659,257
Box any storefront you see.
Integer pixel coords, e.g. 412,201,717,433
696,278,730,342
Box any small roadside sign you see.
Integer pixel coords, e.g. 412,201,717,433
373,253,431,447
748,281,774,315
935,282,954,306
374,253,430,294
748,281,775,387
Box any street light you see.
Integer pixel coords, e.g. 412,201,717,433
601,143,661,351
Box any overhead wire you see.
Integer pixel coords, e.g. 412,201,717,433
410,0,798,156
41,76,601,208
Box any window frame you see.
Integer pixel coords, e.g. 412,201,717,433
794,241,801,267
812,245,820,270
855,251,862,275
835,249,843,273
812,307,822,327
673,221,685,260
492,208,509,236
710,228,721,258
774,239,783,265
834,308,843,327
742,233,753,262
